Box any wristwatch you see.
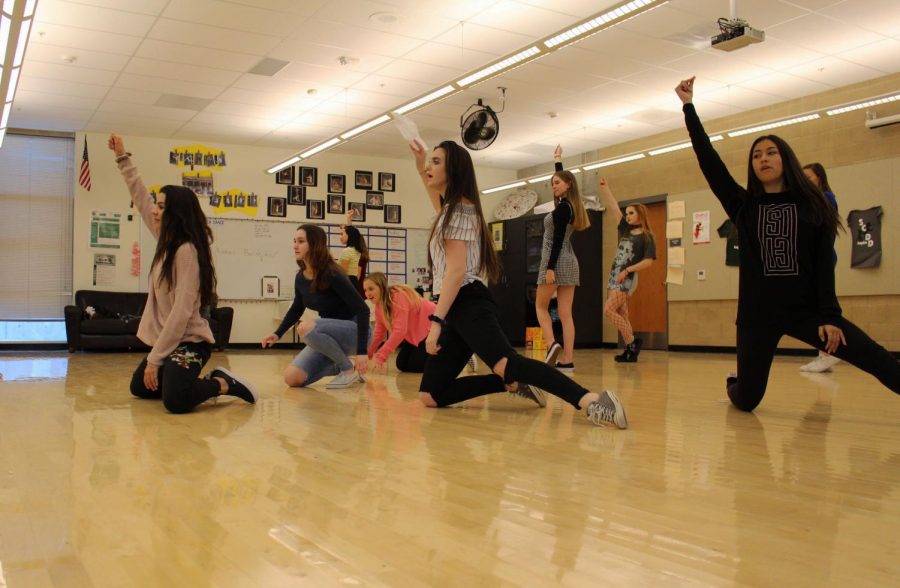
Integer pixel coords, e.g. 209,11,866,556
428,314,446,327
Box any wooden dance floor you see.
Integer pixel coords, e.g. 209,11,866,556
0,348,897,587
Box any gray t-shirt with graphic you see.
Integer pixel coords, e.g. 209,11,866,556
608,217,656,292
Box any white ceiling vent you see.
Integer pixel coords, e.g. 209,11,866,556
248,58,290,76
154,94,213,111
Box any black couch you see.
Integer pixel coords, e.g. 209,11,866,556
64,290,233,352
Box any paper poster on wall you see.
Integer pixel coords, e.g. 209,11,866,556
692,210,710,244
666,220,683,239
668,200,685,219
668,246,685,265
93,253,116,287
388,237,405,249
665,265,684,285
90,211,122,249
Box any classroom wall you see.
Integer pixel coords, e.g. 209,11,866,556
517,73,900,349
73,132,516,343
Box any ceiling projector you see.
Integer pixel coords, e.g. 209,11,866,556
711,17,765,51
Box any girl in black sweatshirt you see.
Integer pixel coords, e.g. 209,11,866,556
675,76,898,411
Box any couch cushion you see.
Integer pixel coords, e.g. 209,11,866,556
75,290,147,317
81,319,129,335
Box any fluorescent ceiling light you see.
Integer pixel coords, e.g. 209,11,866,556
570,168,581,173
6,66,18,102
544,0,663,49
826,93,900,116
649,135,722,156
24,0,38,18
300,137,341,159
527,174,554,183
456,46,541,87
340,114,390,140
727,114,820,137
0,16,11,66
12,17,29,66
266,156,301,174
394,85,455,115
582,153,645,170
1,101,11,127
2,0,13,15
0,127,5,148
482,180,526,194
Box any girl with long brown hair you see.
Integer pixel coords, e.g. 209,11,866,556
363,272,436,373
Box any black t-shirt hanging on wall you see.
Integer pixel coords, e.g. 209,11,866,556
847,206,883,268
716,219,740,266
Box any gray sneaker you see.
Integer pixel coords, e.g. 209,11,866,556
586,390,627,429
510,381,546,408
326,369,364,389
544,341,562,365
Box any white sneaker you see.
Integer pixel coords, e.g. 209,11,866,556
586,390,628,429
800,355,841,373
326,369,364,389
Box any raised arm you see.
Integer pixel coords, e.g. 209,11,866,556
553,144,564,172
410,141,441,213
108,133,159,239
675,77,746,220
597,177,622,224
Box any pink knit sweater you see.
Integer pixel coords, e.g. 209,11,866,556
368,290,435,363
119,156,214,366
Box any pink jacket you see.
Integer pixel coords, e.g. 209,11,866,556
368,290,435,363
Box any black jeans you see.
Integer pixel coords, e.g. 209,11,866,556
729,316,900,412
419,282,589,408
396,340,429,373
130,341,219,414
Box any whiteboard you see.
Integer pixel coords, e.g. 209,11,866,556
139,217,430,299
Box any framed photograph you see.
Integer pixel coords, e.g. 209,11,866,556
287,185,306,205
248,194,258,207
328,174,345,193
378,172,395,192
223,194,233,208
366,190,384,209
268,196,286,217
276,166,295,185
328,193,345,214
235,194,246,208
209,194,221,207
384,204,401,224
355,170,373,190
300,166,317,187
307,199,324,220
261,275,280,299
490,221,504,251
348,202,366,222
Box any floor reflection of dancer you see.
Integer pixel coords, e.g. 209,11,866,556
676,77,899,411
409,139,627,428
598,177,657,363
536,145,591,372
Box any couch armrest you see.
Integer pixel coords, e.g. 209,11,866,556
211,306,233,351
64,305,83,352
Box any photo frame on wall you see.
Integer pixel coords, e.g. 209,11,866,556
287,185,306,205
327,194,345,214
328,174,345,193
261,275,280,299
276,166,294,185
248,194,258,207
307,199,324,220
378,172,395,192
348,202,366,222
490,221,504,251
300,166,318,187
366,191,384,209
268,196,286,217
384,204,401,224
355,170,373,190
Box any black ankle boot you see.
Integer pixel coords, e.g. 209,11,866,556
614,342,638,363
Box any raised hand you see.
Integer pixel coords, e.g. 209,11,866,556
553,144,563,160
675,76,695,104
108,133,125,157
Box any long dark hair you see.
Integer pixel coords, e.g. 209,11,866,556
802,162,833,194
297,224,343,292
344,225,369,262
427,140,500,283
746,135,842,236
151,185,216,307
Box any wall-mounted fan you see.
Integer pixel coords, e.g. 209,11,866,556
460,88,506,150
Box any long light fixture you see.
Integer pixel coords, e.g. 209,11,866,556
456,46,541,88
340,114,391,139
482,180,526,194
394,85,456,115
266,156,300,175
583,153,646,170
649,135,722,156
300,137,341,159
727,114,820,137
0,0,38,148
826,92,900,116
544,0,666,49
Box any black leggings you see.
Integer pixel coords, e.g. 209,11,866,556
419,282,589,408
396,340,429,373
130,341,219,414
729,316,900,412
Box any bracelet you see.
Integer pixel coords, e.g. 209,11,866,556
428,314,446,327
115,152,132,163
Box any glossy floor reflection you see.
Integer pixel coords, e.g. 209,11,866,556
0,348,898,587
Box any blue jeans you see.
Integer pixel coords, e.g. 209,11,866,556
291,318,370,386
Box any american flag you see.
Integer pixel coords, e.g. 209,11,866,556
79,138,92,191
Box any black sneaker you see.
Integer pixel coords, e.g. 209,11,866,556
544,341,562,365
632,337,643,359
209,367,257,404
509,381,547,408
555,362,575,373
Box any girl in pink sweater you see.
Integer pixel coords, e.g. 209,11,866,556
364,273,435,373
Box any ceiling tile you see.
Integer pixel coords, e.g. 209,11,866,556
124,57,242,87
115,73,225,99
147,19,281,55
17,77,110,99
820,0,900,37
35,0,157,36
21,61,119,86
767,13,884,54
136,40,262,73
97,100,198,122
25,44,131,72
29,23,142,56
837,38,900,74
161,0,301,36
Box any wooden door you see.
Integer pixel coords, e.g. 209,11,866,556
624,202,667,348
